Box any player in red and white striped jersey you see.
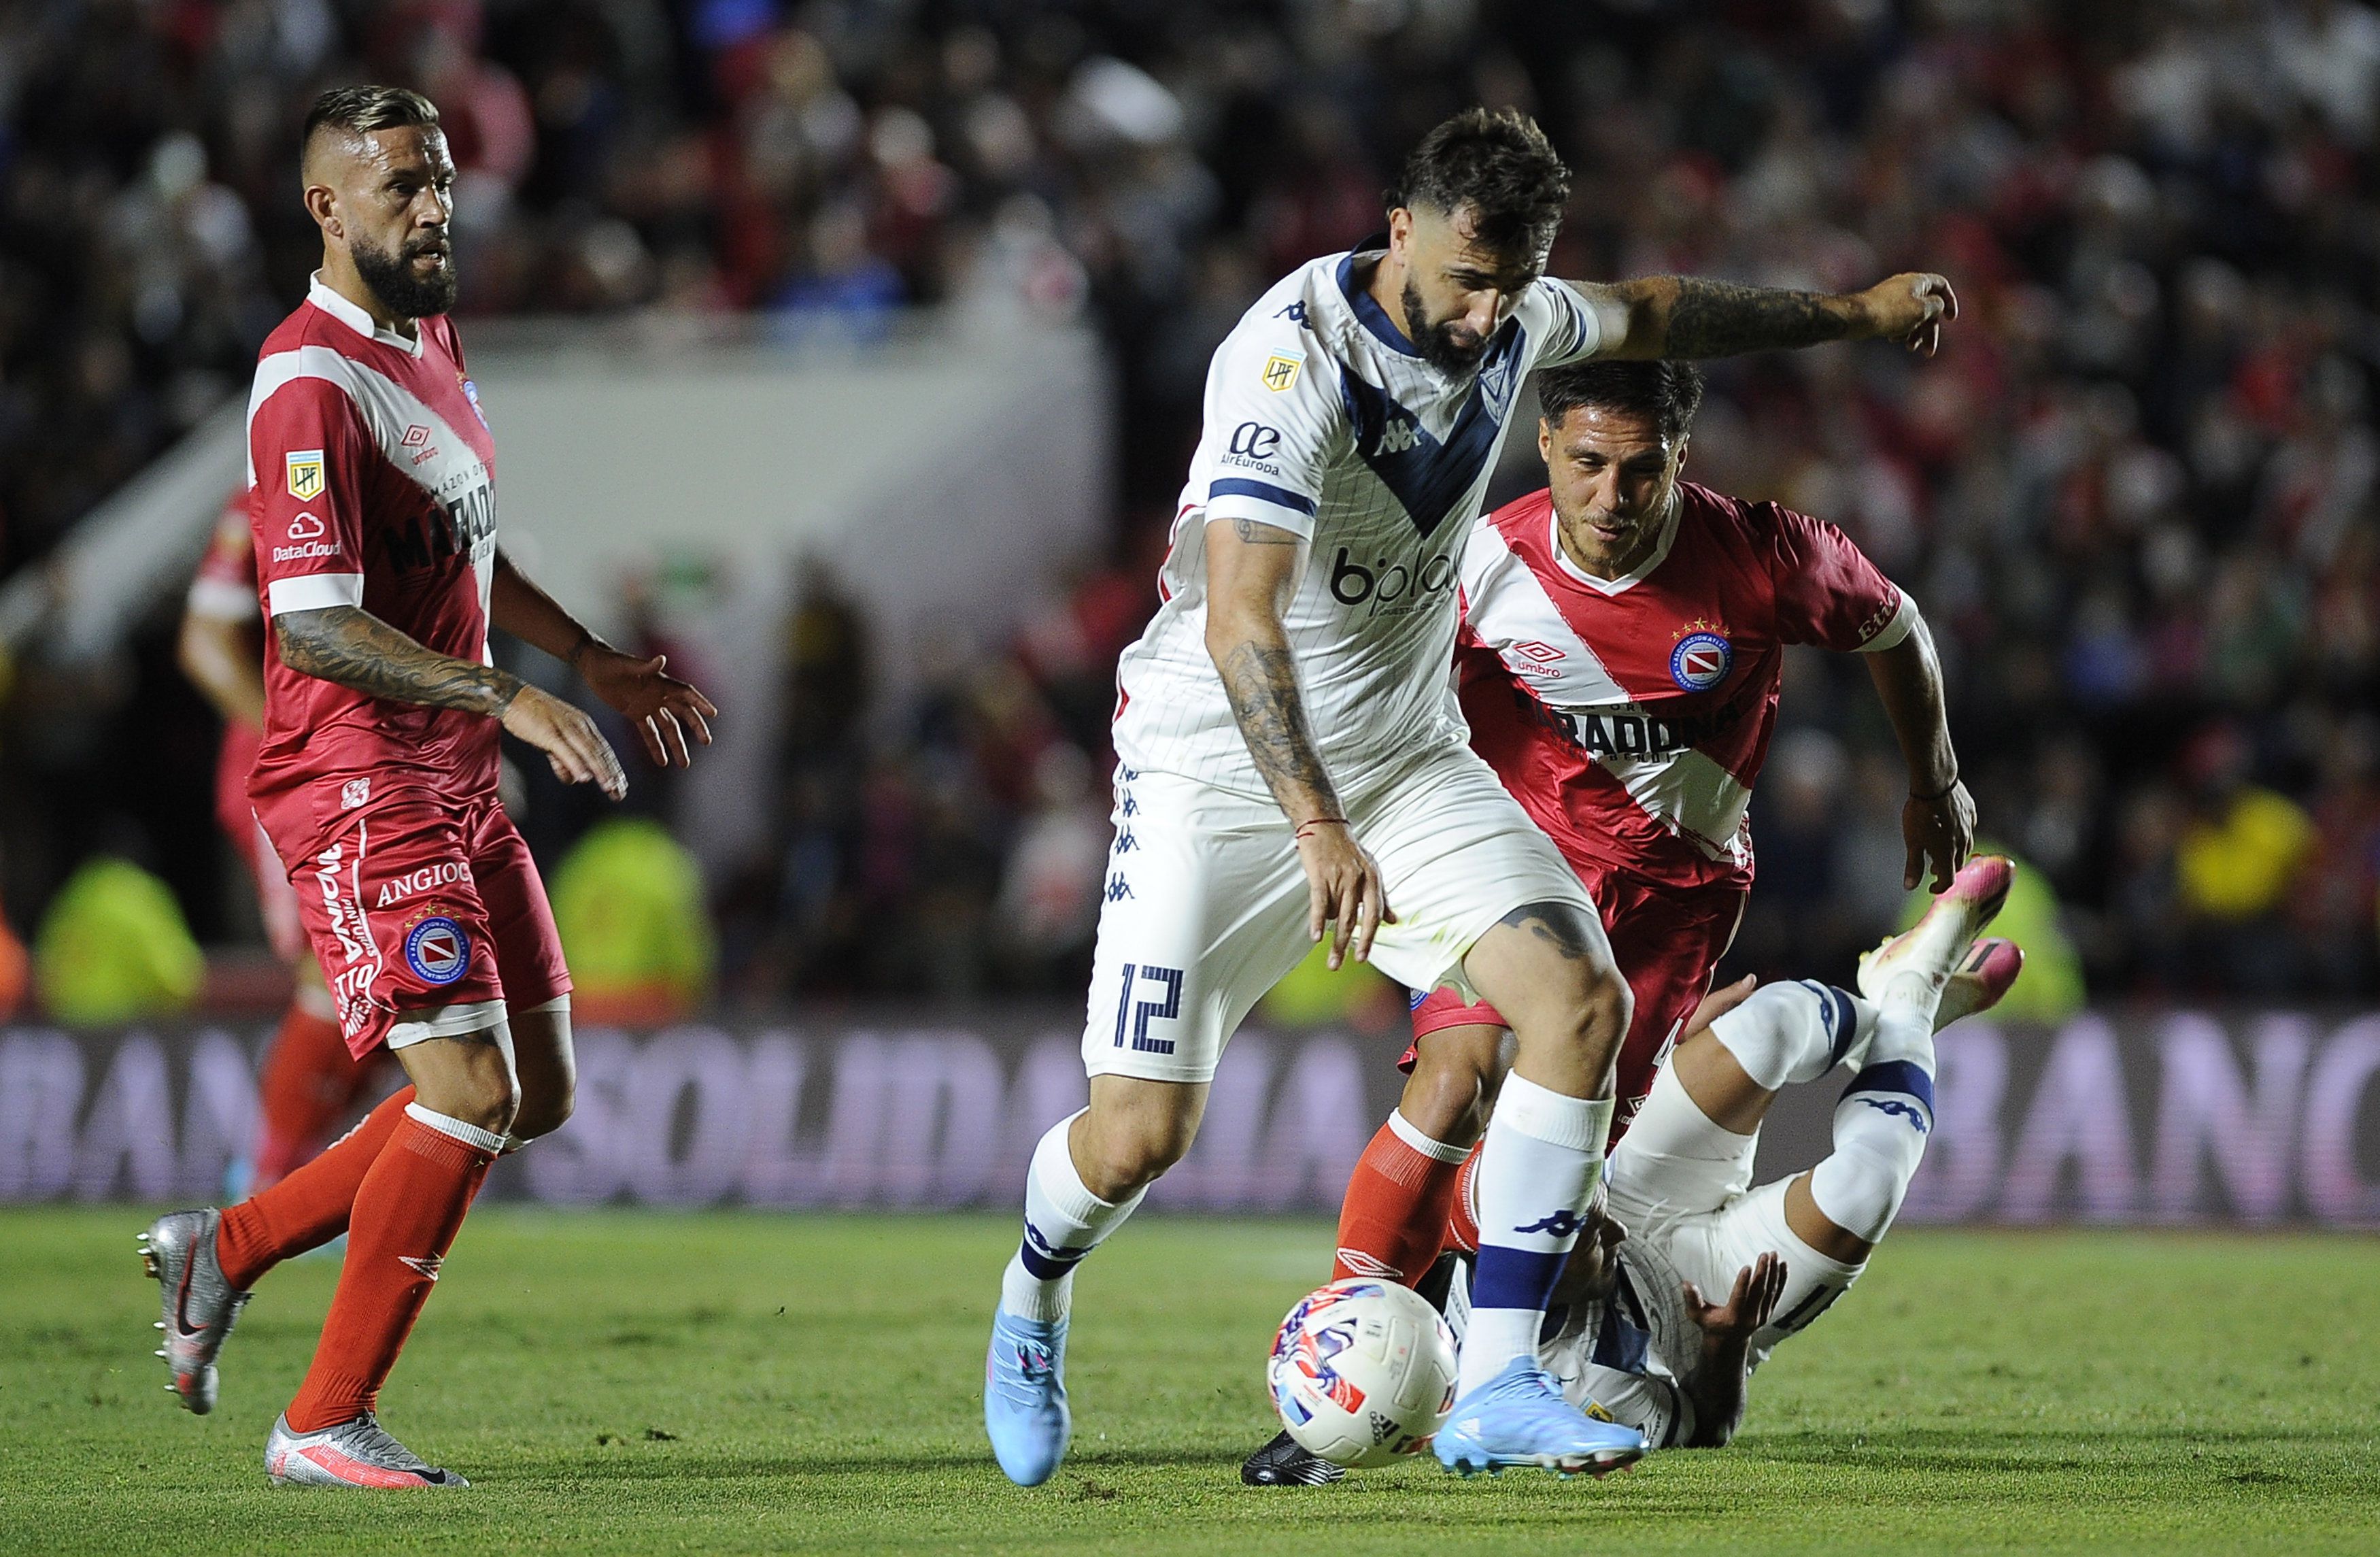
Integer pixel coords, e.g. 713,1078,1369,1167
1327,358,1973,1341
139,85,716,1490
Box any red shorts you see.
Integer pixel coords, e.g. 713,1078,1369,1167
256,778,571,1060
1404,859,1745,1129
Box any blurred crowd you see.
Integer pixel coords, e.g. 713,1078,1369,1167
3,0,2377,1007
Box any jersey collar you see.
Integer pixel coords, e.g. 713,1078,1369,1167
1336,239,1419,357
307,273,427,358
1547,490,1682,597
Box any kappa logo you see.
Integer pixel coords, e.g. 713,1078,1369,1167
1856,1095,1931,1133
286,512,326,540
1376,416,1419,454
285,450,324,502
1274,301,1308,324
1261,353,1302,392
397,1254,444,1282
1514,1209,1586,1239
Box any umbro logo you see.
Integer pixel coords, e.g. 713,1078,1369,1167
398,1254,444,1281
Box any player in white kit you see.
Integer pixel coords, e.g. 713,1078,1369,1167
984,107,1959,1485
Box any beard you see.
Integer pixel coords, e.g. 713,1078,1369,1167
352,233,459,319
1402,276,1491,377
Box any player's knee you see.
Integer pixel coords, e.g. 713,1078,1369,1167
1074,1108,1195,1201
436,1069,520,1135
508,1075,574,1142
1401,1035,1501,1143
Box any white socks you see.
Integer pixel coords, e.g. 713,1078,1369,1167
1712,980,1869,1091
1458,1073,1612,1399
999,1111,1146,1325
1806,1004,1936,1243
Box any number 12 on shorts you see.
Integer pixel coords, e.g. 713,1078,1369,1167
1112,963,1183,1054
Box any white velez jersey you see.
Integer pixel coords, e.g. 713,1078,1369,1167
1112,246,1605,800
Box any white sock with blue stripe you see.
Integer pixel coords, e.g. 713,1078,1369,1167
1458,1074,1612,1399
1807,1005,1935,1242
1712,980,1871,1092
1000,1111,1146,1324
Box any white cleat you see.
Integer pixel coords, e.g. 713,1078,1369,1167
265,1413,468,1488
1856,856,2013,1022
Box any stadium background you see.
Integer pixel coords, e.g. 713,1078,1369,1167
0,0,2376,1225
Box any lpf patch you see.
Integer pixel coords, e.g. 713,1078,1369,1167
403,911,472,986
286,449,325,501
1669,630,1733,692
1261,354,1302,392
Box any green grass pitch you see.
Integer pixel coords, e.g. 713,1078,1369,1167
3,1208,2377,1554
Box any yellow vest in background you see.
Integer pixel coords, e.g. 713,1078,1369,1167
34,857,204,1026
549,819,716,1022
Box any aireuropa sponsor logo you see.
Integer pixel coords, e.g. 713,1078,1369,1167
1327,543,1457,617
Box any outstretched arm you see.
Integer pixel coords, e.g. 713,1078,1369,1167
491,548,716,769
1678,1252,1790,1448
1569,273,1958,361
1866,609,1972,892
1204,518,1394,969
274,604,628,799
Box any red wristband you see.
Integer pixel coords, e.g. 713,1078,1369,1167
1294,817,1349,841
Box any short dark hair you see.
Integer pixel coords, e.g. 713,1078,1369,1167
1392,107,1570,259
303,85,441,154
1537,360,1705,443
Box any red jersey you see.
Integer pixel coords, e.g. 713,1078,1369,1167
1453,481,1909,892
243,278,500,812
185,495,266,840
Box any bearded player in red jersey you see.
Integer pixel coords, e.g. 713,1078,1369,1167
181,495,383,1194
137,85,717,1489
1246,356,1975,1484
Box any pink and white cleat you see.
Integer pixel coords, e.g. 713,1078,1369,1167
1857,855,2015,1020
265,1412,468,1488
1933,937,2024,1028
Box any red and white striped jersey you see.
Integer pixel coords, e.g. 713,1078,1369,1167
1455,482,1911,891
243,276,501,809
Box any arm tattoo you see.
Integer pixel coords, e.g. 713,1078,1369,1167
1663,278,1852,358
275,605,523,718
1217,641,1343,818
1231,518,1302,545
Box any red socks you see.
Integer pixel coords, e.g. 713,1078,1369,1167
250,1003,367,1190
284,1106,498,1433
218,1087,414,1290
1331,1114,1470,1285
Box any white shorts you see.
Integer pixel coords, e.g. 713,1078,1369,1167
1081,746,1593,1084
1605,1082,1863,1364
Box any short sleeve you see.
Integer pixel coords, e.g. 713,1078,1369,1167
1195,311,1344,541
1524,280,1605,370
186,499,259,621
1762,502,1914,652
249,373,373,616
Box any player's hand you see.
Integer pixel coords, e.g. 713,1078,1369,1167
1903,777,1975,893
1683,1251,1788,1343
1682,974,1758,1041
501,684,628,801
1293,820,1396,971
1854,273,1958,356
576,646,718,769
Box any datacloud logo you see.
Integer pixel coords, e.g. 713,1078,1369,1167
1327,543,1457,616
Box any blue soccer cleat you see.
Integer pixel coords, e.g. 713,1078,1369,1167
1433,1356,1647,1479
984,1309,1070,1486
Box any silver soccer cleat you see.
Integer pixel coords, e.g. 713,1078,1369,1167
138,1209,250,1415
266,1412,468,1488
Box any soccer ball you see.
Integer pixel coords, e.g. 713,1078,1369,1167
1267,1279,1459,1468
